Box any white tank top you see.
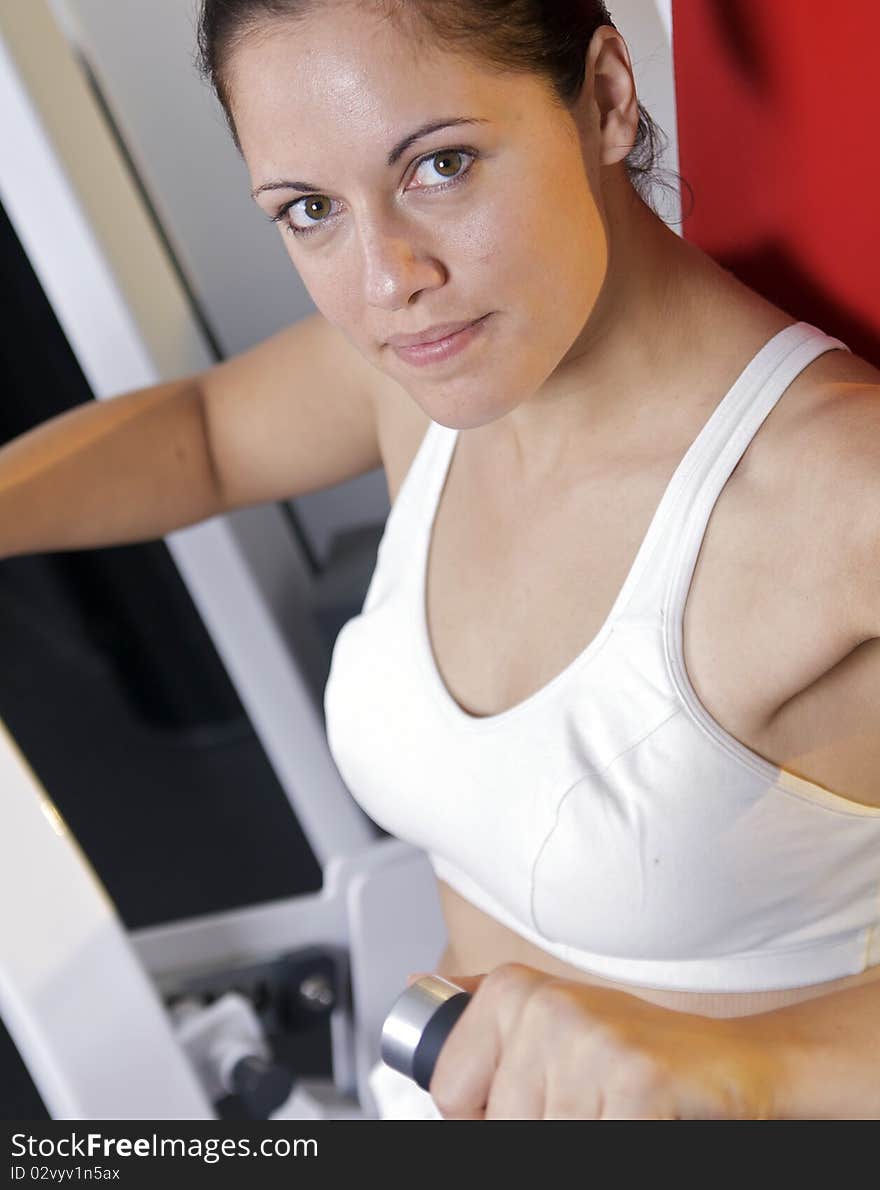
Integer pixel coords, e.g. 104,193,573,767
324,320,880,993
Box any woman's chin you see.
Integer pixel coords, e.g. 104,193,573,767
416,397,524,433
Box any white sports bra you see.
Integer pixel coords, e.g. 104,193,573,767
324,320,880,994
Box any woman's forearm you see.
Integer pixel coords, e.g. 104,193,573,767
738,970,880,1118
0,378,223,559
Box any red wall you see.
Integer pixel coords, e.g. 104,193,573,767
671,0,880,365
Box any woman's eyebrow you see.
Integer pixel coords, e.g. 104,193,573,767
250,116,489,200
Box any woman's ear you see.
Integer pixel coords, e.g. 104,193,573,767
587,26,640,167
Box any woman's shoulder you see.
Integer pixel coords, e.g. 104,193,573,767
749,335,880,641
812,347,880,639
739,321,880,474
774,340,880,472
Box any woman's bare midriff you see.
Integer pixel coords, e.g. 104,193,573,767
372,301,880,1021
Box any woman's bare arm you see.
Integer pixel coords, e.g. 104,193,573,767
0,310,384,558
0,378,221,557
200,311,384,510
738,966,880,1118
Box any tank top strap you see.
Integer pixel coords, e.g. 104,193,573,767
361,417,456,614
621,320,851,620
421,417,459,519
395,417,457,536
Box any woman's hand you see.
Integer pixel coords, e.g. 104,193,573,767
406,963,781,1119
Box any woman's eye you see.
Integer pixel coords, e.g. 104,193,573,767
274,147,476,238
286,194,336,234
408,148,475,189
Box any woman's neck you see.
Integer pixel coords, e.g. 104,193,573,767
477,171,787,483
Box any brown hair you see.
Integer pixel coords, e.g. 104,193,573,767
195,0,682,215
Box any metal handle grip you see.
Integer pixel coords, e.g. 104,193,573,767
380,975,472,1091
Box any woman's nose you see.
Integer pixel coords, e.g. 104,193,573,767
359,221,447,310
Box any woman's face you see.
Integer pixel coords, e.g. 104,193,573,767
232,4,609,429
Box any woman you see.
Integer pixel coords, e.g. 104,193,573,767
195,0,880,1120
3,0,877,1118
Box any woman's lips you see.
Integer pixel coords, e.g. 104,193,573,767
389,314,492,367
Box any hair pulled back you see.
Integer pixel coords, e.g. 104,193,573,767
195,0,680,214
